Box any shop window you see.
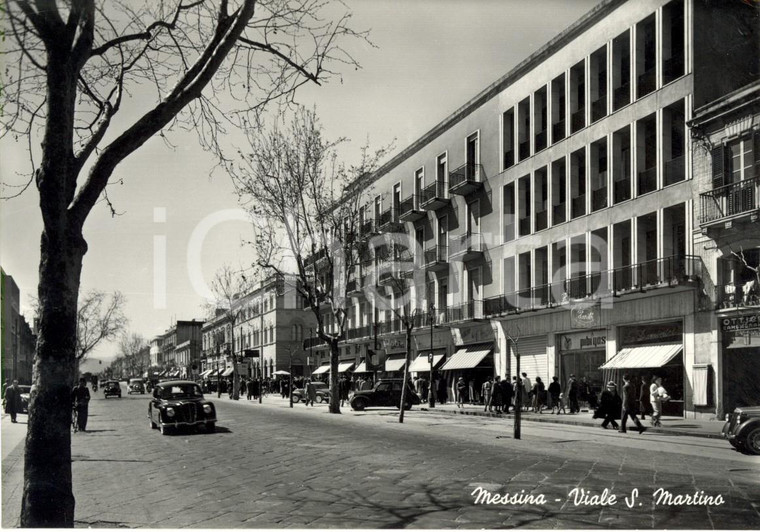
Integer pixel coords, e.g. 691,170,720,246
692,365,712,406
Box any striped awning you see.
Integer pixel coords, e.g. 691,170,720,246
338,362,355,373
312,365,330,375
384,357,407,372
440,345,492,371
600,344,682,369
199,369,212,378
409,354,445,373
221,367,234,377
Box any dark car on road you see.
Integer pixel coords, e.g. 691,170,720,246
722,405,760,455
291,381,331,403
148,380,217,435
350,379,421,411
18,385,31,413
128,378,146,395
103,380,122,398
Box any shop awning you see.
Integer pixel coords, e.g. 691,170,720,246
354,361,368,373
440,345,493,371
221,367,234,377
385,357,407,372
312,365,330,375
600,344,683,369
409,354,445,373
338,362,355,373
199,369,212,378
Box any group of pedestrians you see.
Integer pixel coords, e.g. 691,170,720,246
594,374,671,433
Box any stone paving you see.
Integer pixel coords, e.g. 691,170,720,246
2,389,760,529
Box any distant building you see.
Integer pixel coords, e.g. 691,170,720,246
1,268,35,384
150,320,204,379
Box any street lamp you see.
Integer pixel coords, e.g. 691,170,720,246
428,304,435,408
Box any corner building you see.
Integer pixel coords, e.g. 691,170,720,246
312,0,759,418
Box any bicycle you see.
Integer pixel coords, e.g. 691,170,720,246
71,407,79,433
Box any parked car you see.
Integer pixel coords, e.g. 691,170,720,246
18,385,32,414
128,378,146,395
148,380,217,435
291,381,330,403
722,405,760,455
103,380,122,398
350,379,420,411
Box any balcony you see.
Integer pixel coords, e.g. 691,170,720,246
552,120,565,143
504,150,515,169
592,185,607,212
420,180,450,211
613,176,631,204
449,163,484,196
303,248,328,268
377,318,401,335
398,195,426,222
444,300,484,323
718,279,760,310
379,209,404,233
613,83,630,110
663,55,684,85
303,335,327,349
346,277,365,297
518,216,531,236
571,194,586,219
699,175,760,227
346,324,371,340
519,140,530,161
424,244,448,272
637,68,656,98
534,130,547,152
571,108,585,133
638,166,657,195
552,203,566,225
360,220,377,238
663,155,685,186
591,96,607,122
450,232,484,261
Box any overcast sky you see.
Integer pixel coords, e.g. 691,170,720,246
0,0,600,368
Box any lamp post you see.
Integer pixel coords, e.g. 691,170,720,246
512,336,521,440
428,304,435,408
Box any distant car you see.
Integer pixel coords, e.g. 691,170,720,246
18,385,32,414
291,382,330,403
722,406,760,455
350,379,420,411
103,381,122,398
128,378,145,395
148,380,217,435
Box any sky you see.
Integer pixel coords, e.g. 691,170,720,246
0,0,600,369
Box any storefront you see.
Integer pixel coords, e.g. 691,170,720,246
602,320,684,416
557,330,607,396
509,335,548,385
441,324,495,404
721,312,760,413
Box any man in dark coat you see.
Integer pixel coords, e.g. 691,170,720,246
567,375,579,413
639,375,652,420
71,378,91,431
500,377,513,413
596,381,621,430
437,376,448,405
620,374,646,434
4,380,22,423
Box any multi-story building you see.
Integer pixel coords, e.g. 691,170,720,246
306,0,759,418
150,320,203,379
200,273,315,381
1,268,35,384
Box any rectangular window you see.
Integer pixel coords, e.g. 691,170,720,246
503,108,515,168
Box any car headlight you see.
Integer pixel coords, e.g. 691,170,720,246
203,404,212,414
166,407,175,417
726,414,731,421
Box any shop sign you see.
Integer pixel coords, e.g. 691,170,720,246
414,329,450,350
559,330,607,352
450,323,495,346
720,314,760,332
382,335,406,352
620,321,682,345
570,303,601,329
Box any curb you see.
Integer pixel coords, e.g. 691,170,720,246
418,407,724,440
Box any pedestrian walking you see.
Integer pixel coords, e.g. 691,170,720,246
639,375,653,420
619,374,646,434
339,376,349,407
500,376,513,413
649,376,670,427
456,377,467,408
3,380,22,423
548,376,561,414
71,377,91,432
532,377,546,413
491,376,503,413
596,381,621,430
421,377,429,403
521,373,532,411
304,379,317,406
567,374,579,413
482,378,492,411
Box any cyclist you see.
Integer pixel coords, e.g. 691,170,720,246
71,378,91,432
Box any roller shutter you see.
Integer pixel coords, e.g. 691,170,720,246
508,335,549,384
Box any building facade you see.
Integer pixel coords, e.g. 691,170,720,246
307,0,759,417
150,320,204,379
1,268,35,384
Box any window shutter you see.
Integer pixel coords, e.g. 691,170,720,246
754,130,760,172
711,145,724,188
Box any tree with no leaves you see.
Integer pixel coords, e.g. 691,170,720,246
117,332,150,377
231,106,390,414
1,1,366,526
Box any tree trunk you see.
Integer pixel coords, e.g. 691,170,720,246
21,227,87,527
398,326,414,423
328,339,341,414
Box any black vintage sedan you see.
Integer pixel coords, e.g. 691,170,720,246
103,380,122,398
148,380,217,435
722,405,760,455
350,379,420,411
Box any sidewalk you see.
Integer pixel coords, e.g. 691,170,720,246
214,393,727,439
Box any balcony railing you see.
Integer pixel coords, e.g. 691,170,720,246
591,95,607,122
420,180,450,210
519,140,530,161
377,318,401,335
638,166,657,195
346,324,372,340
444,300,484,323
552,203,566,225
424,244,448,270
482,255,702,317
504,149,515,169
360,220,377,238
398,194,426,222
379,208,404,232
571,108,585,133
637,67,656,98
535,130,547,152
449,163,484,195
552,120,566,143
450,232,484,260
571,194,586,219
592,185,607,212
699,175,760,225
304,248,328,268
663,55,684,85
663,155,685,186
613,83,630,110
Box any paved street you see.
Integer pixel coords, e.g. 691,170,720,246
3,384,760,529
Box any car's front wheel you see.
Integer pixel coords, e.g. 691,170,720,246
292,395,301,404
316,395,324,404
351,397,367,411
744,427,760,455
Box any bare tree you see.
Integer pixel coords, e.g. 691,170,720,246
1,1,366,525
207,263,255,400
76,290,128,363
118,332,149,377
232,106,390,414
